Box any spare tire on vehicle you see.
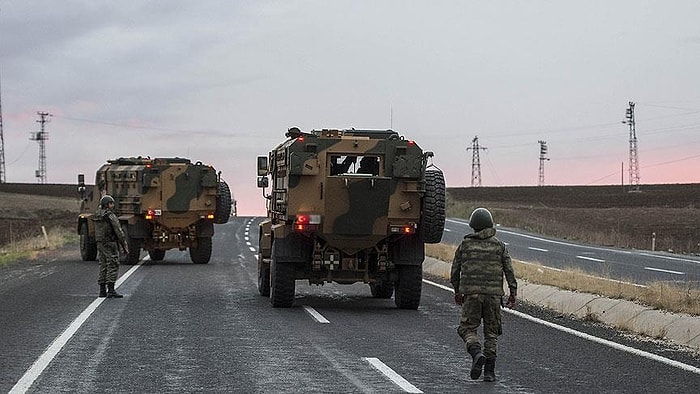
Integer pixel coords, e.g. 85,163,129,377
214,181,232,224
420,168,446,244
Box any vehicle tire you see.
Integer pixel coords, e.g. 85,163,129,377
213,181,232,224
394,265,422,309
119,225,142,265
269,242,295,308
370,281,394,299
79,223,97,261
420,169,446,244
258,254,271,296
149,249,166,261
190,237,212,264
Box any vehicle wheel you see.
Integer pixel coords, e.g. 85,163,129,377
190,237,212,264
270,242,295,308
370,281,394,299
120,225,142,265
394,265,422,309
79,223,97,261
149,249,166,261
213,181,232,224
258,254,271,296
420,169,446,244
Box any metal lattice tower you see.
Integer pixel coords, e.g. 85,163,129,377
466,136,487,186
623,101,640,191
30,111,52,184
0,69,6,183
538,140,549,186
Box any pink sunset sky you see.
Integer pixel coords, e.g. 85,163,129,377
1,1,699,216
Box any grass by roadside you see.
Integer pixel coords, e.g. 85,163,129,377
426,243,700,317
0,227,77,267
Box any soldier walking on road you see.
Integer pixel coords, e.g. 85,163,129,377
451,208,517,382
94,195,128,298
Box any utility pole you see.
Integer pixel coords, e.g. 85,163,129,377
622,101,640,192
466,135,487,187
0,68,6,183
538,140,549,186
30,111,52,184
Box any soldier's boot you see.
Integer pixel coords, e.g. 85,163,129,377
106,283,123,298
483,358,496,382
467,345,486,380
98,283,107,298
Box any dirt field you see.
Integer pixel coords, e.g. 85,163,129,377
448,183,700,254
1,182,699,254
0,188,81,247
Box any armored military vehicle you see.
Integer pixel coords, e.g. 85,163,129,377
256,127,445,309
77,157,232,264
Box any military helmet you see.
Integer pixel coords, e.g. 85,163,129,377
100,195,115,207
469,208,493,231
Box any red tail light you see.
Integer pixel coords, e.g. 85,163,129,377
295,214,320,232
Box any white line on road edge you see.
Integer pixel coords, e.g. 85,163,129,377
576,255,606,263
421,279,700,375
248,247,256,253
10,259,146,394
644,266,685,275
302,305,330,324
363,357,423,393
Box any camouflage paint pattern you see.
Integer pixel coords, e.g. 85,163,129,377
265,130,425,255
79,157,223,252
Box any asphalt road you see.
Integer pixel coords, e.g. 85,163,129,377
444,218,700,286
1,217,698,393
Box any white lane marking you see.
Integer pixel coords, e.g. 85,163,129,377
528,247,549,252
248,247,256,253
10,260,146,394
451,217,692,259
644,267,685,275
446,218,700,265
422,279,700,375
244,236,249,242
302,305,330,324
577,255,606,263
363,357,423,393
443,228,452,232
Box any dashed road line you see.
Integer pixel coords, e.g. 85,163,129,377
644,267,685,275
302,305,330,323
528,247,549,252
248,247,256,253
576,255,605,263
363,357,422,393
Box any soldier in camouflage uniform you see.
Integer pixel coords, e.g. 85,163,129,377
94,195,128,298
451,208,517,382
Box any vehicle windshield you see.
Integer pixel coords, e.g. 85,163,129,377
329,155,381,176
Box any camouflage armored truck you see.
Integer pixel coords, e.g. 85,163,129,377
77,157,233,265
256,128,445,309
